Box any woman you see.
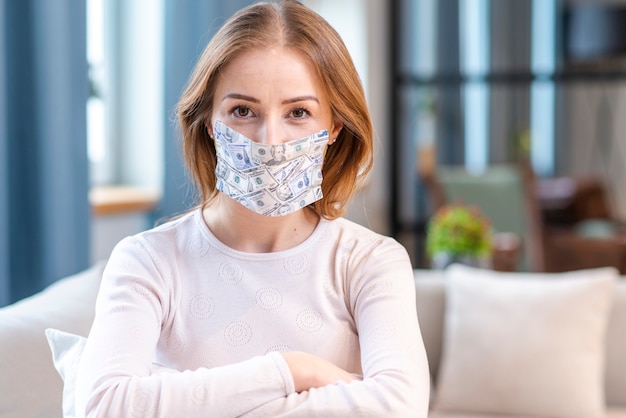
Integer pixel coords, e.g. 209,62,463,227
75,1,429,416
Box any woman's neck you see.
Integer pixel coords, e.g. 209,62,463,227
202,193,320,253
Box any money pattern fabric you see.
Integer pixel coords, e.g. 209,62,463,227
213,120,329,216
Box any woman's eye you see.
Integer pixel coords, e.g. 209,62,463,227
233,106,252,117
291,108,308,118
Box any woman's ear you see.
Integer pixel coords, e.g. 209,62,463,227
205,120,213,138
330,118,343,144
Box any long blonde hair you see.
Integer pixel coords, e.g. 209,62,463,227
177,0,373,219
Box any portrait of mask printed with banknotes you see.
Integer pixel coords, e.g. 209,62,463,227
213,120,330,217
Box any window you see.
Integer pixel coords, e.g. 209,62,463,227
390,0,561,265
87,0,109,185
460,0,490,172
530,0,556,176
86,0,164,189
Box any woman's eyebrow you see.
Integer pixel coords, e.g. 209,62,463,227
222,93,260,103
282,95,319,105
222,93,319,104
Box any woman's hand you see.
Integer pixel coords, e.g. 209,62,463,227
281,351,360,393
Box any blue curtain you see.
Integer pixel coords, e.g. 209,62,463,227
0,0,90,306
0,1,8,304
157,0,255,220
0,0,257,305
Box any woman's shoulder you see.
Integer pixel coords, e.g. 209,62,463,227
115,209,203,256
324,217,406,254
326,217,387,239
325,218,413,288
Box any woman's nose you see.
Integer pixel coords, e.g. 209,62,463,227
257,120,284,145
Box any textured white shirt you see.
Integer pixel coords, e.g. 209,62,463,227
75,209,429,417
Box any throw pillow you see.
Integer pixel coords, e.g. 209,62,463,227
433,265,617,418
45,328,87,418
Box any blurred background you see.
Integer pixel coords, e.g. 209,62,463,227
1,0,625,306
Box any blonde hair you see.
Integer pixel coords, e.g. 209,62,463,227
177,0,373,219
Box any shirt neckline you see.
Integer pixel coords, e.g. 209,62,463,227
193,208,329,261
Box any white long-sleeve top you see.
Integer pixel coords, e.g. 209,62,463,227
75,209,429,417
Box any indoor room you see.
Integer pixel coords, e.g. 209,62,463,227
1,1,626,417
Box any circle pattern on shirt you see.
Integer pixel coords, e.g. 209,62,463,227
283,254,308,275
224,320,252,347
132,280,157,303
189,235,211,258
166,329,186,353
296,307,324,333
131,388,156,417
322,276,339,299
219,261,243,285
255,287,283,311
337,240,356,262
191,381,211,405
365,279,393,298
265,343,292,354
368,323,397,340
192,355,217,371
189,294,215,320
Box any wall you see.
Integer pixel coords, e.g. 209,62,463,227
304,0,391,234
347,0,391,235
91,212,151,263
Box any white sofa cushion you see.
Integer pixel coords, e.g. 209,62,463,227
0,263,104,418
428,408,626,418
607,282,626,407
432,265,617,418
414,271,447,381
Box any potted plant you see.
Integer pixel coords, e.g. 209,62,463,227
426,204,493,269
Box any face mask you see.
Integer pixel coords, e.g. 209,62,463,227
213,120,329,217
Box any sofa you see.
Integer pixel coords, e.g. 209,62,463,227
0,263,105,418
0,262,625,418
417,265,626,418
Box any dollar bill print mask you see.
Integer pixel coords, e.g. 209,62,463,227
213,120,330,217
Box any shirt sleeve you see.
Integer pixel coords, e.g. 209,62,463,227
239,236,431,417
74,236,295,418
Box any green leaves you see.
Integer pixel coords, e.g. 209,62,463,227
426,204,492,258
